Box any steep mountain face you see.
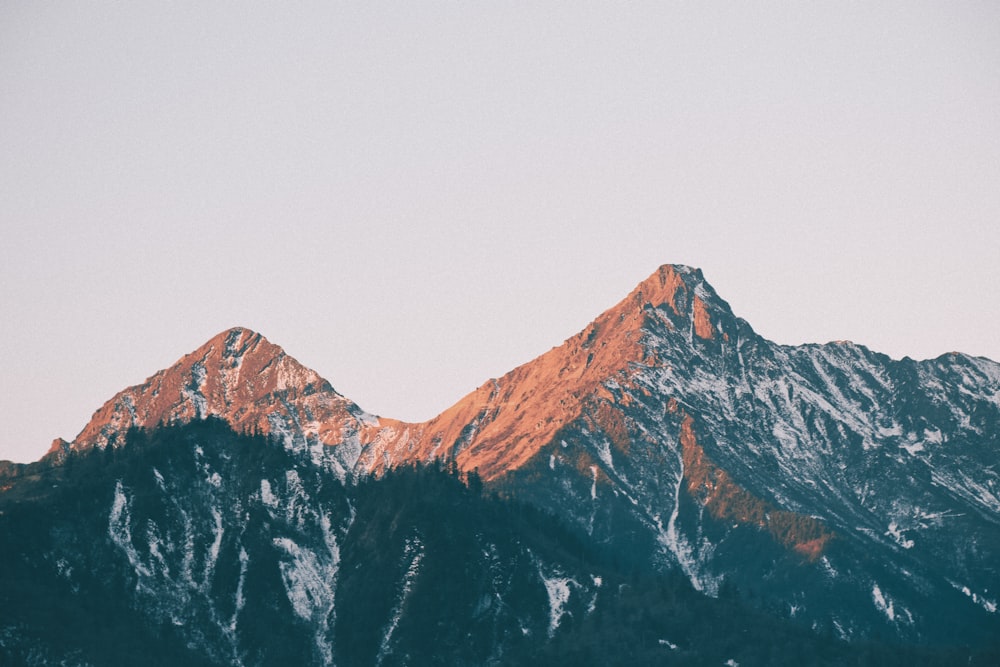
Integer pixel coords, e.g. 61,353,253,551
2,263,999,662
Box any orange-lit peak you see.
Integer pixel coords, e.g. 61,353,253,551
66,324,348,454
198,327,275,358
626,264,692,314
375,265,703,480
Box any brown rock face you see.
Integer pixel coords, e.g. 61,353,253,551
679,415,833,561
692,295,714,340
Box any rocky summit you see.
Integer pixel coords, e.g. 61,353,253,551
2,264,998,666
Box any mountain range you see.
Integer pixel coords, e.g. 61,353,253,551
2,264,998,666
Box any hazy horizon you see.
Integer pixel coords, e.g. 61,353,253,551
3,3,999,463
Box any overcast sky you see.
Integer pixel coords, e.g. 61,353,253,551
2,3,998,463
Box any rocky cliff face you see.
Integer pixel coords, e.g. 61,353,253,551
4,264,999,660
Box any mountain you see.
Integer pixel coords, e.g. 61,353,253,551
2,264,999,664
376,264,1000,644
44,327,386,481
403,265,1000,639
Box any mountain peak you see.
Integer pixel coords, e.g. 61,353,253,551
630,264,694,312
65,327,368,464
196,326,274,362
364,264,728,479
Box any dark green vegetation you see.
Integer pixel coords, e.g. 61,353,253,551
1,420,997,666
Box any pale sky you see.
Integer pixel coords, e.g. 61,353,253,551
2,3,998,463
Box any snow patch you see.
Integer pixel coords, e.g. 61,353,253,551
260,479,278,508
231,547,249,633
595,437,615,473
331,423,363,480
538,566,576,638
146,522,169,575
376,535,424,666
122,394,139,426
872,583,895,622
660,449,718,594
886,522,914,549
108,481,152,578
180,510,195,585
274,537,332,621
55,557,73,580
954,582,998,614
204,507,224,584
283,469,310,526
273,533,340,666
184,362,209,419
877,423,902,437
923,428,943,444
152,468,166,492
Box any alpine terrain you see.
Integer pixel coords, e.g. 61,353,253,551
2,264,998,666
